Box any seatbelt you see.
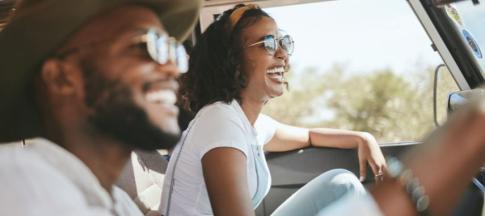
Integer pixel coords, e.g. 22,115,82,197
165,122,195,216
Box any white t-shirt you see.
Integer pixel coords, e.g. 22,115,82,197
160,100,278,216
0,138,142,216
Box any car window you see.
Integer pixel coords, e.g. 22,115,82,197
262,0,460,143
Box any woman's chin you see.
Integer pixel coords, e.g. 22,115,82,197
268,89,285,99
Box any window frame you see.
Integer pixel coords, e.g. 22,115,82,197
408,0,484,90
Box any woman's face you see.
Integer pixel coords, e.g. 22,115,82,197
239,16,289,102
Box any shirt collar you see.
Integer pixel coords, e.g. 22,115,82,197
231,99,258,136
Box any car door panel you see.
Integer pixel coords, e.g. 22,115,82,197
257,142,421,215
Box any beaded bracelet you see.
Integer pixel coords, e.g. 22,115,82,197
387,157,431,216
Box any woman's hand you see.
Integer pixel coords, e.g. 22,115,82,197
357,132,386,182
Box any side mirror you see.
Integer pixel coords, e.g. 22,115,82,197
433,64,447,127
432,64,461,127
447,88,485,114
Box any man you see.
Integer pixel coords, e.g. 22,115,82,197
0,0,200,215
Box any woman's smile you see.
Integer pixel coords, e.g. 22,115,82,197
266,66,286,83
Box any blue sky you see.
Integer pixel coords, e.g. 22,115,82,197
264,0,449,75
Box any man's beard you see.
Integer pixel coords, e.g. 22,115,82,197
81,61,180,150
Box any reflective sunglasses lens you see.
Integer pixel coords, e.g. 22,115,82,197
176,45,188,73
156,35,169,64
280,35,294,55
263,35,277,54
145,29,188,73
146,30,159,62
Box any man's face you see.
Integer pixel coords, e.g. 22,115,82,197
59,5,182,150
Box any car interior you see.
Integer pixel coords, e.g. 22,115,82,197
115,1,485,215
0,0,483,215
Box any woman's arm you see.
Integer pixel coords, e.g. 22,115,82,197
264,123,372,152
264,122,386,180
202,147,255,216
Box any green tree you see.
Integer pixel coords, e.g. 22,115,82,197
263,64,459,143
325,70,432,142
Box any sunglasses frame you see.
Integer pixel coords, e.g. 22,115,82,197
247,32,294,55
136,29,189,73
54,28,189,73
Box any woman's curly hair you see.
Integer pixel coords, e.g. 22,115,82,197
179,4,271,113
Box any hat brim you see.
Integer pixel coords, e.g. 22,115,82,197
0,0,201,142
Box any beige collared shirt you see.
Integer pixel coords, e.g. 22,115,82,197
0,138,142,216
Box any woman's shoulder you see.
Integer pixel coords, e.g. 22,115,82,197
189,100,248,138
197,100,242,121
186,101,251,158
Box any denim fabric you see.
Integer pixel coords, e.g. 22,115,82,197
271,169,366,216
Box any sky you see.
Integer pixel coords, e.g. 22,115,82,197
262,0,484,75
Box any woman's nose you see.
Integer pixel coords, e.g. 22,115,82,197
274,45,288,61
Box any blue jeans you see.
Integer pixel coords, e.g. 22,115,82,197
271,169,366,216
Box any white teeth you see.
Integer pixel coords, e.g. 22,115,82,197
145,90,176,105
266,67,285,74
267,72,284,82
266,67,285,82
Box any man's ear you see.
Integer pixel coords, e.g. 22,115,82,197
40,59,82,96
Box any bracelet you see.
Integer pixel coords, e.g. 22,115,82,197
387,157,431,216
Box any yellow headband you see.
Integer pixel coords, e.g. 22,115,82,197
228,4,260,31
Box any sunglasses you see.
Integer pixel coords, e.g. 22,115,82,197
136,29,188,73
247,33,294,55
55,28,189,73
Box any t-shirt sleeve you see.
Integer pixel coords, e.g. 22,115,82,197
255,114,280,146
188,105,249,160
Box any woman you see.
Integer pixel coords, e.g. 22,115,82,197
161,4,386,216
